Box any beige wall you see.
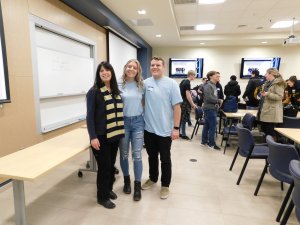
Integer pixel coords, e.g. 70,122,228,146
153,45,300,93
0,0,106,157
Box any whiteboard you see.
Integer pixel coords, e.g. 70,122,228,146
37,47,94,98
30,17,95,133
108,32,137,80
40,95,86,132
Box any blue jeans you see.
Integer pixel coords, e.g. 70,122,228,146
119,115,144,182
202,109,217,146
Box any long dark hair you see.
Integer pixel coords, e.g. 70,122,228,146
93,61,119,96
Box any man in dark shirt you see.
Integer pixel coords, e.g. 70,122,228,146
179,70,197,140
242,69,263,108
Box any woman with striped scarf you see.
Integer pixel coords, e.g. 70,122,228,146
86,61,124,209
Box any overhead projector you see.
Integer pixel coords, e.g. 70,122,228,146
283,35,300,46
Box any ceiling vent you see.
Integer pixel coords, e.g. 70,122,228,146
180,26,195,31
128,19,153,26
174,0,197,4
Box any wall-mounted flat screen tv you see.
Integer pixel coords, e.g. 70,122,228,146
240,57,281,79
169,58,203,78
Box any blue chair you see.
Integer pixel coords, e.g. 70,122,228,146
280,160,300,225
191,107,205,140
254,135,300,222
229,123,269,185
221,113,256,154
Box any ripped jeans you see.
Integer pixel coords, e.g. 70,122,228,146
119,115,144,182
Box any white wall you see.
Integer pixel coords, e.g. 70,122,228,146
153,45,300,94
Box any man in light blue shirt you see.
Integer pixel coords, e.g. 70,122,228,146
142,56,182,199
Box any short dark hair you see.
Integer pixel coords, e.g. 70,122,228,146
251,69,259,77
288,75,297,84
230,75,237,81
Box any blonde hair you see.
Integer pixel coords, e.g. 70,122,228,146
121,59,144,90
187,70,196,77
266,67,282,78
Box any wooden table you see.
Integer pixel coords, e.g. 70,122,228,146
0,128,90,225
222,109,257,118
220,109,258,152
274,128,300,144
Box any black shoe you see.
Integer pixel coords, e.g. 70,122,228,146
109,191,118,200
133,181,141,201
179,134,182,137
181,135,190,140
123,176,131,194
98,199,116,209
114,167,119,175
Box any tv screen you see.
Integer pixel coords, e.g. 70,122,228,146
240,57,281,79
169,58,203,78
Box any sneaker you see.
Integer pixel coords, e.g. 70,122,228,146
208,145,221,150
160,187,169,199
181,135,190,140
141,179,155,190
200,142,207,147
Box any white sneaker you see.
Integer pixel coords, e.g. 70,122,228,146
160,187,169,199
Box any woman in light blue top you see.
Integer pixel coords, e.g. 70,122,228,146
118,59,144,201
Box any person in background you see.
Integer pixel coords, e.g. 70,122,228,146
282,75,300,109
242,69,263,109
118,59,144,201
257,68,286,137
216,72,224,101
86,61,125,209
224,75,241,101
192,77,208,106
179,70,197,140
142,57,182,199
201,71,222,150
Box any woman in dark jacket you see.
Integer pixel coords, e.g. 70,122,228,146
86,61,125,209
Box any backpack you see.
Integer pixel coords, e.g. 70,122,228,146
222,95,238,112
253,85,262,100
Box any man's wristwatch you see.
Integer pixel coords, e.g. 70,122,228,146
173,126,180,130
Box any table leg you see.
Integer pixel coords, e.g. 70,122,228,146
12,180,27,225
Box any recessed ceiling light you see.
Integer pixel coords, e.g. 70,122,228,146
200,42,205,45
261,41,268,44
195,24,215,31
155,34,162,38
271,20,299,28
198,0,226,4
137,9,146,15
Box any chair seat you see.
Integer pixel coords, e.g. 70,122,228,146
269,168,293,184
240,145,269,158
223,126,237,134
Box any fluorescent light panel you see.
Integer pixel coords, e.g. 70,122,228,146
271,20,299,28
137,9,146,15
198,0,226,4
195,24,215,30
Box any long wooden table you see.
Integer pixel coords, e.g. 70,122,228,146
274,128,300,144
0,128,90,225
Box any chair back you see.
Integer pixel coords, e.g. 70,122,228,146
241,113,256,130
195,107,204,121
289,160,300,220
266,135,300,183
282,116,300,128
236,123,255,156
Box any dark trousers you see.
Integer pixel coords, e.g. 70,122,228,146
92,135,119,201
144,130,172,187
261,122,276,137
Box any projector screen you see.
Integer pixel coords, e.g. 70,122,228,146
108,32,137,80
